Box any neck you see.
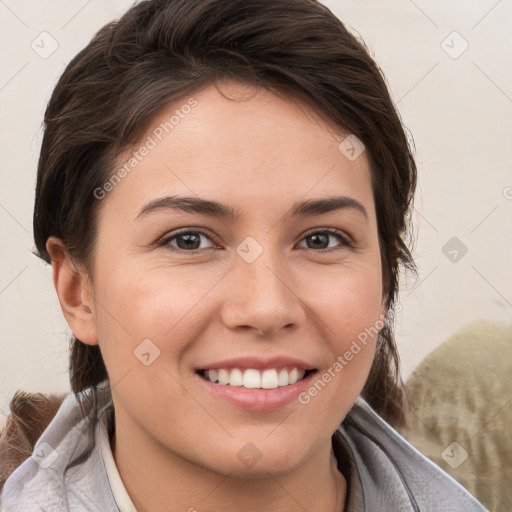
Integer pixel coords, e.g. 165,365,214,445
110,416,347,512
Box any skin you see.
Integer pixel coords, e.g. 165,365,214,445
48,81,386,512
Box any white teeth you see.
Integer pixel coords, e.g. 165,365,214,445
204,367,308,389
218,369,229,385
261,369,279,389
243,369,261,388
278,368,288,387
229,368,243,386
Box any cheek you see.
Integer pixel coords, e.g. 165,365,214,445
92,242,384,388
300,259,384,407
305,255,384,335
297,315,382,435
91,262,217,364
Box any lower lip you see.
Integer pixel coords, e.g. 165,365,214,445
196,371,317,412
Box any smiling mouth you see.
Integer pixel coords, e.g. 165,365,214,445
197,367,316,389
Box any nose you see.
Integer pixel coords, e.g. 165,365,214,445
220,244,306,338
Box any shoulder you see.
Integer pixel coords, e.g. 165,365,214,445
336,397,489,512
0,390,66,492
0,383,117,512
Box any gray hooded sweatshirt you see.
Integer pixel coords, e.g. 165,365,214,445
1,383,488,511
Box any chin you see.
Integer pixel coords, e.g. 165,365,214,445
201,437,308,478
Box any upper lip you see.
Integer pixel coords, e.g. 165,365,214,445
197,356,316,371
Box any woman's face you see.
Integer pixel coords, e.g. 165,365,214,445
81,82,385,476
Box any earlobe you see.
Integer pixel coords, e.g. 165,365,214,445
46,237,98,346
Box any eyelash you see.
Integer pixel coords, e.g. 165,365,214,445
158,228,353,254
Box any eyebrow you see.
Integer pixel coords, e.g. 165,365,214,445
135,195,368,222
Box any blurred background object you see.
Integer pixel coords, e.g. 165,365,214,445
400,321,512,512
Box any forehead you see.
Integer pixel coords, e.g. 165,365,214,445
99,82,375,222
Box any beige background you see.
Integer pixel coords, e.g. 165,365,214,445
1,0,511,420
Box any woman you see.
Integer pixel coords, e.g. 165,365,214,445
0,0,488,510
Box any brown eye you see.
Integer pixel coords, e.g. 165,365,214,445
162,230,216,252
299,230,351,251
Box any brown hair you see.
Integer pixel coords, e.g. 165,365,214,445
0,391,66,489
2,0,416,487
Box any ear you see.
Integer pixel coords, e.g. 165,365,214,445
46,237,98,346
